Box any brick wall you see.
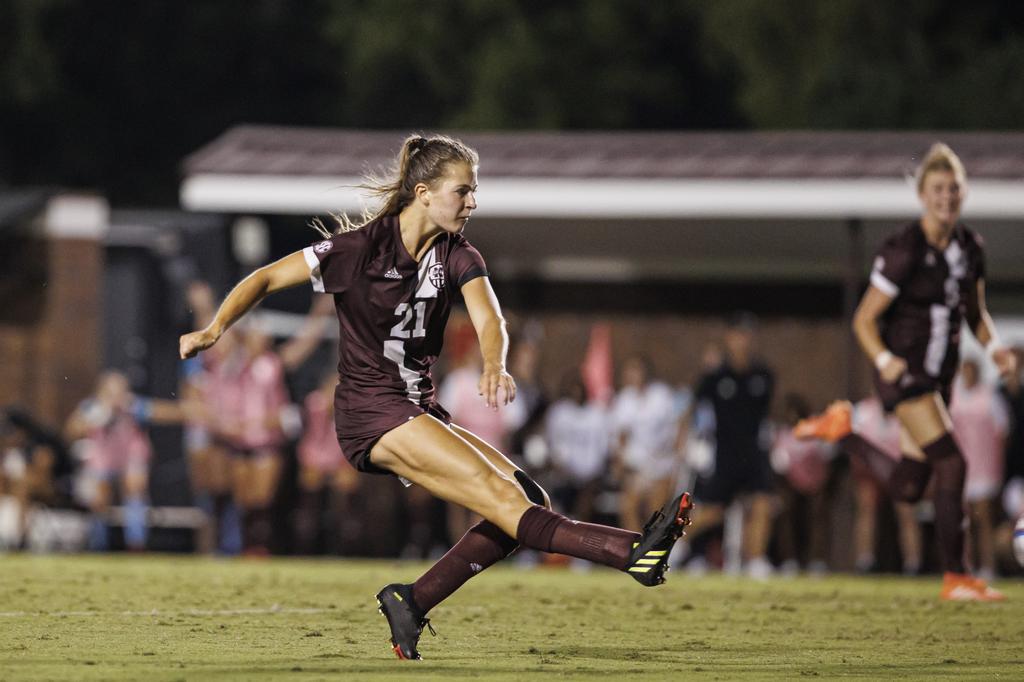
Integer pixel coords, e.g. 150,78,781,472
533,314,869,413
442,309,870,415
0,195,107,429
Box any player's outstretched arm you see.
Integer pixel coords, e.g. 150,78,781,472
967,278,1017,379
852,285,906,383
462,276,515,409
179,250,312,359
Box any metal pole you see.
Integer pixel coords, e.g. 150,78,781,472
843,218,864,398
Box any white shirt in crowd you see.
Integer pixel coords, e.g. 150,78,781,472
612,382,680,477
545,398,611,483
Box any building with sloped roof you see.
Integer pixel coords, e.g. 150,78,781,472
179,127,1024,399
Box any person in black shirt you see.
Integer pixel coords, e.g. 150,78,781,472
682,313,776,578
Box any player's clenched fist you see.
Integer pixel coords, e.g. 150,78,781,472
877,354,908,384
179,329,218,359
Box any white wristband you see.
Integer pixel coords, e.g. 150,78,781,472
874,350,894,372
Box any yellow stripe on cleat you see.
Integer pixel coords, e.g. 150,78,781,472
636,558,660,565
628,566,653,573
632,542,639,548
645,550,668,557
393,592,403,602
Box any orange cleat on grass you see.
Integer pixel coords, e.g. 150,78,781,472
971,576,1006,602
940,572,1006,602
793,400,853,443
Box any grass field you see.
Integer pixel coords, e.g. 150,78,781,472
1,554,1022,680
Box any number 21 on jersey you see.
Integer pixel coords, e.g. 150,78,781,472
390,302,427,339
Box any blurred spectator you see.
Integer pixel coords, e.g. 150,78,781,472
684,313,775,578
181,350,239,554
846,396,923,574
545,371,611,522
0,409,68,549
212,325,290,555
504,334,549,459
1000,348,1024,516
185,329,246,555
611,355,681,533
950,358,1009,579
770,394,833,576
438,341,511,452
183,283,334,555
679,342,725,480
65,371,182,551
995,348,1024,572
293,373,360,554
181,281,239,554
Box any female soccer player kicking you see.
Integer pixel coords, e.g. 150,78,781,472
180,134,692,659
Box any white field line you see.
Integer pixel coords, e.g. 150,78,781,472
0,605,330,618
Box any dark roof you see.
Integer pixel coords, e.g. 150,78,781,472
183,126,1024,180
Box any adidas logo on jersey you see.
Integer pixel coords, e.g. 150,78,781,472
384,267,402,280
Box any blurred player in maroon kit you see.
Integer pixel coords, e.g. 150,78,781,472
795,143,1016,600
180,134,693,660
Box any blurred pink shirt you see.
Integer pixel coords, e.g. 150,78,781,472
951,381,1009,500
439,366,509,450
81,406,152,475
213,351,288,450
773,429,829,495
298,389,345,472
853,397,901,459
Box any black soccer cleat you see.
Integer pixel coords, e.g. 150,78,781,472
375,583,436,660
625,491,694,586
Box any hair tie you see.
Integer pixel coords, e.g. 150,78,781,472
410,137,429,154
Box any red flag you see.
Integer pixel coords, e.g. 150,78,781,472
581,323,614,405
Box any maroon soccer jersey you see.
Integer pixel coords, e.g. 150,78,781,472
301,215,487,469
869,221,985,408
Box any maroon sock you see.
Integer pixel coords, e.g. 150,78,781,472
411,520,518,614
516,505,639,570
923,433,966,574
840,433,898,483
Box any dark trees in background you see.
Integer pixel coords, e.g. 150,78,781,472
2,1,1023,204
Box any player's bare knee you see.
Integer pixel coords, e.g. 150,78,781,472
480,471,531,519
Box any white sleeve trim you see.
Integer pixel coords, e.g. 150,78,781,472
302,246,325,293
870,270,899,298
